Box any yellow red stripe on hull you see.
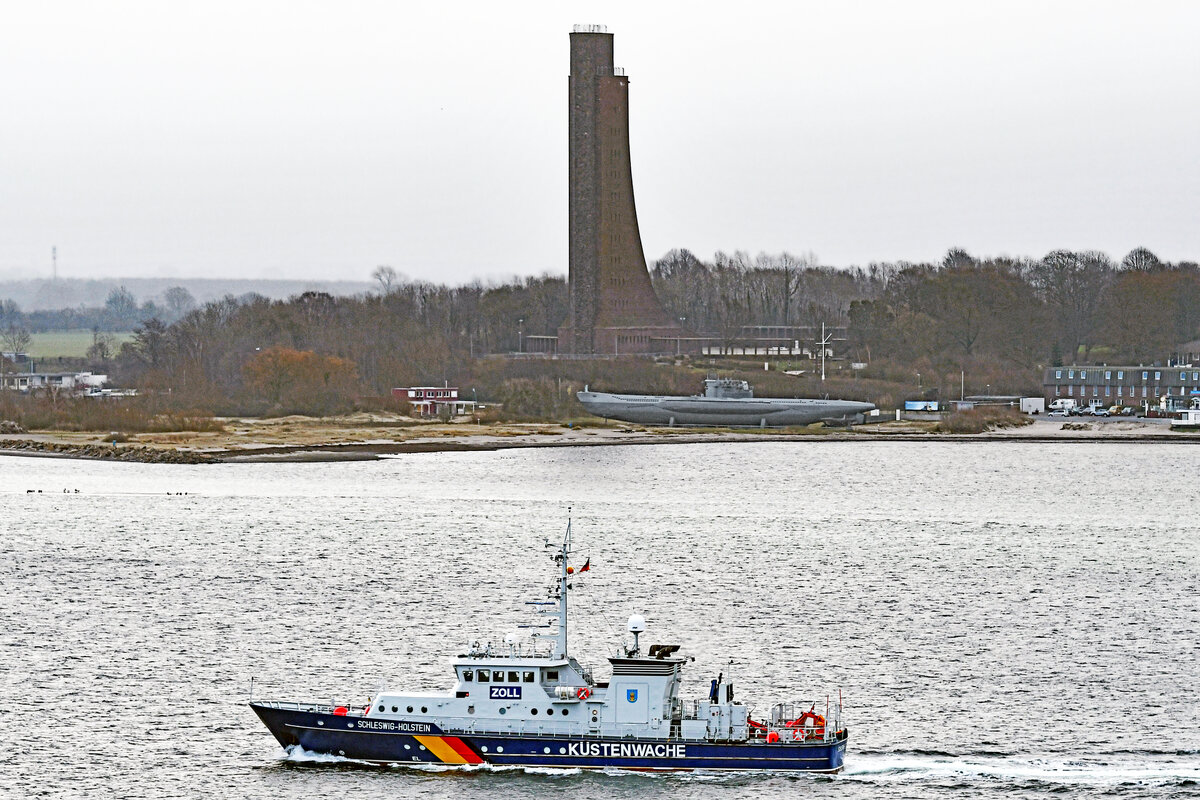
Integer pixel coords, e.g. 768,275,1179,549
413,735,484,765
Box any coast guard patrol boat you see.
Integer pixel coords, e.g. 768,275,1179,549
250,522,848,772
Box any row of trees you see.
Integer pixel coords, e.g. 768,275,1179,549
846,247,1200,370
0,286,197,333
6,245,1197,417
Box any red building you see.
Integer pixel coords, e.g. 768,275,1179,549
392,386,477,417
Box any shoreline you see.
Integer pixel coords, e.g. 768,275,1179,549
1,417,1197,463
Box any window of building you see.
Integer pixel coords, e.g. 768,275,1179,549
1081,370,1087,380
1068,385,1074,396
477,669,490,682
1155,371,1161,380
1143,371,1148,380
1118,371,1124,380
1105,371,1111,380
1069,370,1075,379
1092,386,1098,397
1193,372,1198,382
1105,386,1111,396
1118,386,1123,396
1055,370,1062,379
1142,386,1148,397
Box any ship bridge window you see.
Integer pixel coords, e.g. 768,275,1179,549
462,670,473,682
523,671,535,682
545,670,559,682
508,671,520,683
478,669,490,681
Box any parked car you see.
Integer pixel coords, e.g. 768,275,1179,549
1092,406,1111,417
1048,409,1070,418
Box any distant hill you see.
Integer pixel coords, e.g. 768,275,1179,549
0,277,376,311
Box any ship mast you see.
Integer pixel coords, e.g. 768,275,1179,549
553,515,572,659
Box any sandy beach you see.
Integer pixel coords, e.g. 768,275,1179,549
0,413,1195,463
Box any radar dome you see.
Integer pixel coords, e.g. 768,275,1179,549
627,614,646,633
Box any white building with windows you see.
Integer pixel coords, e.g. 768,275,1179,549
1,370,107,393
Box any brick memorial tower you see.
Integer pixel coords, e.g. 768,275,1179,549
558,26,683,356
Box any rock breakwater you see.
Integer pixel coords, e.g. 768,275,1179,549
0,439,216,464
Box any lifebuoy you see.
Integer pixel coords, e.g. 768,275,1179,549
576,687,592,700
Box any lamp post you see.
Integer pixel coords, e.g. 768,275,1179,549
518,318,524,354
677,316,686,356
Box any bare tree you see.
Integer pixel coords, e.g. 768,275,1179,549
1122,247,1162,272
163,286,196,320
1,323,32,391
373,265,399,294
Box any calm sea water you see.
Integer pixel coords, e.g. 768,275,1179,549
2,441,1198,799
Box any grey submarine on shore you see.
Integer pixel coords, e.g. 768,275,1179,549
576,378,876,428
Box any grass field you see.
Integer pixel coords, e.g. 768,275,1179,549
26,330,136,359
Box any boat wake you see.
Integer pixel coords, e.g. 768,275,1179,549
841,752,1200,787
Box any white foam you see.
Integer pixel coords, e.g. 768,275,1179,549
282,745,371,766
841,754,1200,786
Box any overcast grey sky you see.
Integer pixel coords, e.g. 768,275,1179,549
3,1,1198,284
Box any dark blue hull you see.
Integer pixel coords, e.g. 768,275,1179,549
251,703,847,772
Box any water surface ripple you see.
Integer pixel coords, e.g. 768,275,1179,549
2,441,1197,798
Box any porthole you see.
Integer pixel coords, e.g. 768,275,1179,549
558,747,566,754
391,705,398,713
468,705,475,714
496,746,504,753
546,709,553,716
421,706,428,713
499,707,506,715
481,746,489,753
419,745,426,751
531,708,538,716
377,705,384,712
543,747,551,754
407,706,413,713
404,744,411,750
317,720,324,726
